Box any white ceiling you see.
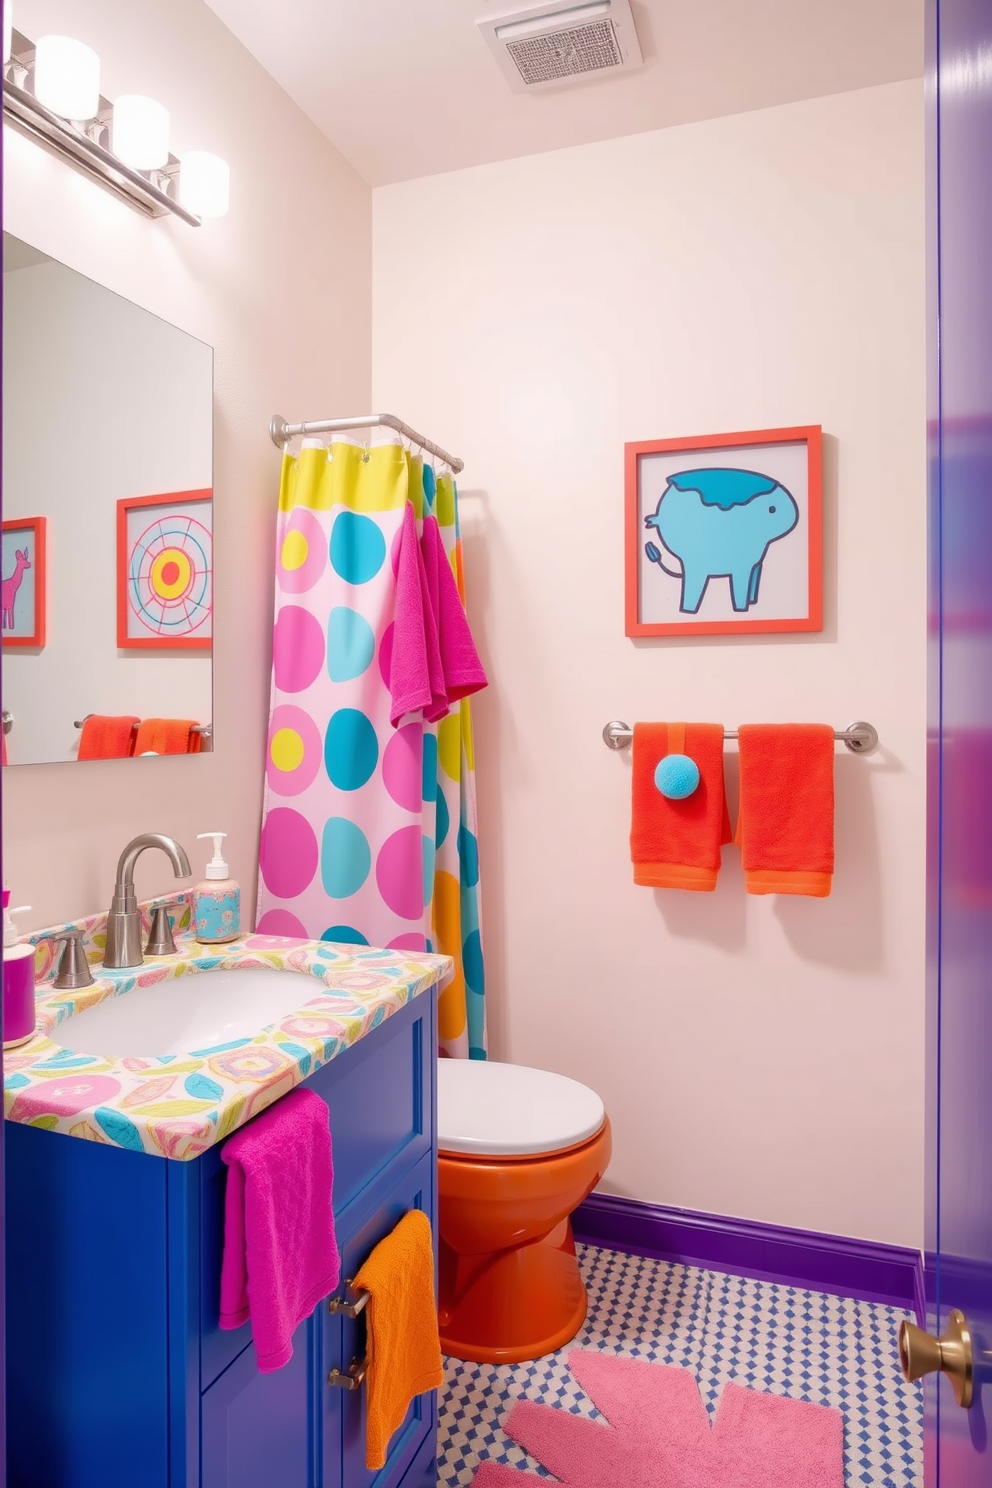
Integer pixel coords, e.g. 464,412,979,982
204,0,923,187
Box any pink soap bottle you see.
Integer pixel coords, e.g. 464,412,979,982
3,890,37,1049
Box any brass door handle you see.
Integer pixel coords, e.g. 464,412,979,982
328,1357,368,1390
898,1309,973,1408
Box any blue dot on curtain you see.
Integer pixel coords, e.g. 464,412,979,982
463,928,485,997
329,510,386,584
435,787,450,850
423,465,437,513
327,607,375,682
324,708,378,790
321,925,369,945
422,833,435,911
422,732,438,803
458,825,480,887
321,817,372,898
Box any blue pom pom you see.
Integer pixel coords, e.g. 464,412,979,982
654,753,700,800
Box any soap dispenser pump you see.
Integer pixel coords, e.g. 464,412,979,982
3,890,37,1048
193,832,240,945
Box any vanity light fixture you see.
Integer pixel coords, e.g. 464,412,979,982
33,34,100,120
112,94,170,171
2,22,230,226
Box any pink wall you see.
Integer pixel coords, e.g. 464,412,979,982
2,0,371,924
372,83,927,1246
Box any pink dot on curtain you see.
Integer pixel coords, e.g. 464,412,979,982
379,622,395,689
382,723,424,812
266,705,322,796
260,808,318,898
387,933,427,952
277,507,327,594
255,908,309,939
376,825,426,920
273,605,325,693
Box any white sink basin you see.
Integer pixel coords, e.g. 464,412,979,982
51,967,329,1058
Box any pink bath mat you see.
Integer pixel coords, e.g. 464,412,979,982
472,1349,844,1488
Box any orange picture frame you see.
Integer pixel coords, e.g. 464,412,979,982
2,516,47,648
116,489,213,650
624,425,823,638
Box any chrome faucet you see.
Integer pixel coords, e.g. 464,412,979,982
103,833,192,969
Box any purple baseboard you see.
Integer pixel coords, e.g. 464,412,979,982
572,1193,925,1324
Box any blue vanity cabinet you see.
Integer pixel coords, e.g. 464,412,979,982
5,988,439,1488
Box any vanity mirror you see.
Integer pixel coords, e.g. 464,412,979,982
2,233,213,765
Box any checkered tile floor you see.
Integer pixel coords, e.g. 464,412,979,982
437,1244,923,1487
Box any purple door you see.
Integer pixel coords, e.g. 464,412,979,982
925,0,992,1481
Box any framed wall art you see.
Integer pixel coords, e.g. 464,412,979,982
2,516,47,648
117,489,213,650
624,426,823,637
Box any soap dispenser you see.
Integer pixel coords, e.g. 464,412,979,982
3,890,37,1048
193,833,241,945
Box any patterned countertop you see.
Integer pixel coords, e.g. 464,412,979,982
3,894,450,1161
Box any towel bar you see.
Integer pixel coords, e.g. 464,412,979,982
328,1282,369,1318
72,715,212,737
602,720,879,755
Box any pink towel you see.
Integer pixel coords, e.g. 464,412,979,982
389,501,447,727
421,515,488,710
219,1086,340,1373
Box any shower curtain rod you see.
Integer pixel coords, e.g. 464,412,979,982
268,413,464,474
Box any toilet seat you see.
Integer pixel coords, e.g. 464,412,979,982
438,1059,605,1157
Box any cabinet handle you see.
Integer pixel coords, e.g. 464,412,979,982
328,1357,368,1390
328,1281,369,1318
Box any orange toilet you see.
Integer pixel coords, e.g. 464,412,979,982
436,1060,612,1363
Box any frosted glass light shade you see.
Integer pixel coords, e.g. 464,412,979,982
34,35,101,120
179,151,230,218
113,95,170,169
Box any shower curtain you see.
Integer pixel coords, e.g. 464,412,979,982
256,438,487,1059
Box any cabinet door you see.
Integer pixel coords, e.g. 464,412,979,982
201,1316,322,1488
325,1152,438,1488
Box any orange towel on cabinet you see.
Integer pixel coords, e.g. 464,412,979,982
133,718,201,755
353,1209,444,1470
77,715,139,760
630,723,731,892
736,724,835,897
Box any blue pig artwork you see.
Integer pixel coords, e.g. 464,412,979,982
644,467,799,615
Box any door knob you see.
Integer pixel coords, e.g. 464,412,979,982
898,1308,973,1408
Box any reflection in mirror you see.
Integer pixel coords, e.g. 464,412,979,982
2,234,213,766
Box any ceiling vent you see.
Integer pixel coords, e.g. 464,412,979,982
477,0,643,94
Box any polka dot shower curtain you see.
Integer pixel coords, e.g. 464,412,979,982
257,438,487,1059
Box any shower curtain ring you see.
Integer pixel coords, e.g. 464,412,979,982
362,439,370,463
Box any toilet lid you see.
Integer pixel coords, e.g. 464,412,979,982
437,1060,605,1156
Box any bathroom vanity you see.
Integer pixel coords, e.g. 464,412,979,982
3,919,444,1488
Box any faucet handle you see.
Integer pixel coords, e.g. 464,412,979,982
52,931,95,991
145,904,178,957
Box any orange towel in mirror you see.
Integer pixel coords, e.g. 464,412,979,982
736,724,835,896
353,1209,444,1470
630,723,731,891
133,718,201,755
77,715,139,760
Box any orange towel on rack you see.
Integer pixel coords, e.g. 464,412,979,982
630,723,731,891
353,1209,444,1470
77,715,139,760
133,718,201,755
736,724,835,897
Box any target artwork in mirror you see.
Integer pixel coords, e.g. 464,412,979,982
2,231,213,765
117,490,213,649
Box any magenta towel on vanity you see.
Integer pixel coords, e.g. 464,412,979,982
421,515,488,710
389,501,446,726
219,1086,340,1373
